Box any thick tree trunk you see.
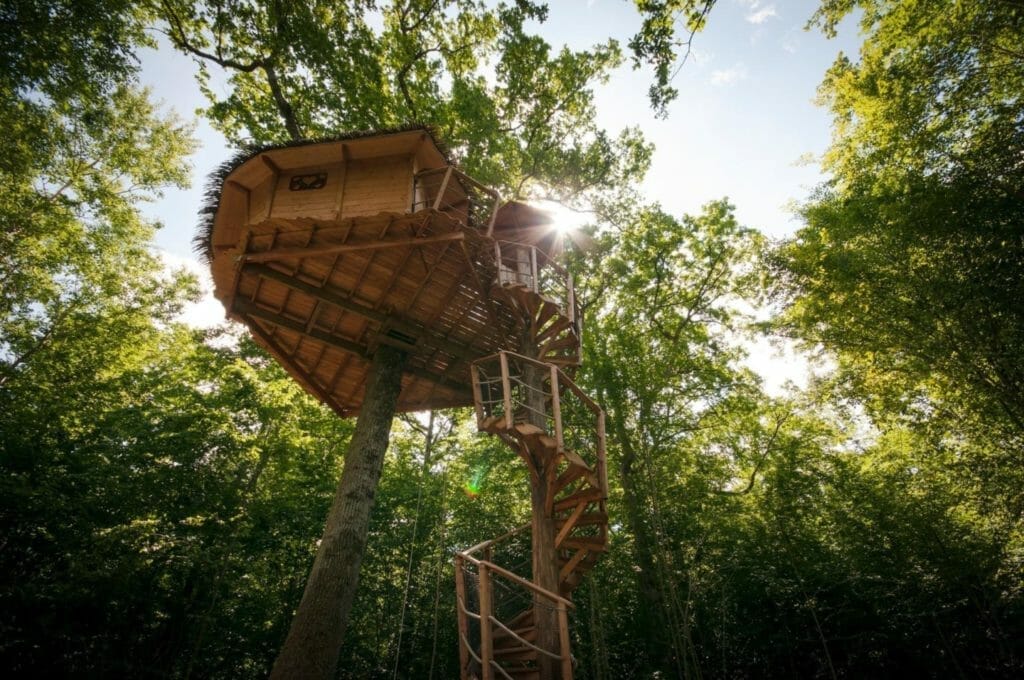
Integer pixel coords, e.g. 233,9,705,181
606,389,672,674
270,345,408,680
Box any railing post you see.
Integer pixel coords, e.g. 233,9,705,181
471,364,485,429
494,241,503,285
557,601,573,679
433,166,454,211
551,364,563,451
479,563,494,680
567,273,576,326
455,555,471,679
486,190,499,237
530,246,539,293
499,352,513,430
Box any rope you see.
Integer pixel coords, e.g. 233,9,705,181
392,411,435,680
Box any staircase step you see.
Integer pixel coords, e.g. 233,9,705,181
533,301,560,331
553,487,604,512
539,334,579,357
493,646,539,661
513,422,545,437
552,465,587,494
561,535,607,552
556,512,608,528
535,316,573,345
544,355,581,367
482,414,507,431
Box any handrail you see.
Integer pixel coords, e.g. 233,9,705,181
462,632,483,665
460,555,576,610
457,595,482,621
412,165,500,233
491,660,515,680
462,523,530,558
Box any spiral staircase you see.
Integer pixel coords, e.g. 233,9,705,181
455,241,608,680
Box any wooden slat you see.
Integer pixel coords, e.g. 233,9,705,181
242,231,465,263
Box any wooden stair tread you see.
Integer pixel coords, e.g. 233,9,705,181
493,645,539,658
512,422,545,437
553,487,604,511
561,536,607,551
557,512,608,528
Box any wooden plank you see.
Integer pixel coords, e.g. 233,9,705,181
332,145,348,218
242,231,465,263
455,556,472,680
235,298,366,357
234,298,471,398
479,564,494,680
554,501,587,549
550,364,563,451
558,548,590,583
245,317,346,416
557,604,573,680
246,263,483,362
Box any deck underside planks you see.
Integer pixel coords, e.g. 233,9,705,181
215,209,521,415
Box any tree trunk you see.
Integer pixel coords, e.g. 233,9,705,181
270,345,408,680
606,388,672,674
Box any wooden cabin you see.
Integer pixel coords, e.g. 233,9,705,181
201,126,573,416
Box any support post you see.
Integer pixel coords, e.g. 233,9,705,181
479,564,494,680
557,602,573,679
531,247,539,293
455,556,471,680
500,352,513,430
551,365,563,451
433,166,454,211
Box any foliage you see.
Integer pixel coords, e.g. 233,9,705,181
159,0,653,205
3,1,1023,678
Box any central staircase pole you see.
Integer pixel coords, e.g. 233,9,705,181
522,348,563,679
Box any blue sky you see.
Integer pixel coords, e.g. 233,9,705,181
138,0,860,389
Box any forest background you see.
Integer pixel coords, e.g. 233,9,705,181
2,0,1022,678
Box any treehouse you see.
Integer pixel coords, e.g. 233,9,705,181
202,126,607,679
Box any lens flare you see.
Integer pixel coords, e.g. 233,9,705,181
463,468,486,499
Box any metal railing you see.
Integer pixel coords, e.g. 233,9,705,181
493,240,579,334
470,351,607,493
412,166,501,234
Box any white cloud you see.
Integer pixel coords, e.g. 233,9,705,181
155,249,227,329
710,64,748,86
746,5,777,24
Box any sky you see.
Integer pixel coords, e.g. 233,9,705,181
137,0,861,392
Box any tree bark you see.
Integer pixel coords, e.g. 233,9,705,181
270,345,408,680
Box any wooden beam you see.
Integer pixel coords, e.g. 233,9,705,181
245,316,347,417
235,298,366,356
244,263,482,362
241,231,465,263
233,298,471,397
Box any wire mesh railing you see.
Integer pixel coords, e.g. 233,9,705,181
471,351,606,487
412,166,501,233
493,240,578,331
